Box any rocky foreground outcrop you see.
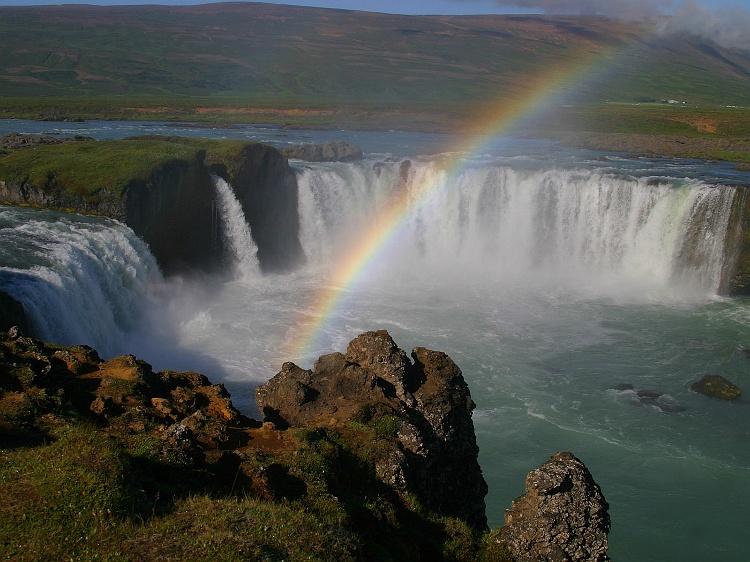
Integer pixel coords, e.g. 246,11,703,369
0,326,610,560
500,452,611,562
256,329,488,530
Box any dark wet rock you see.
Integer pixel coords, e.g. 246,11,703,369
499,451,611,562
280,140,363,162
255,329,488,530
0,292,31,335
224,143,305,272
610,383,684,412
610,383,634,391
690,374,741,400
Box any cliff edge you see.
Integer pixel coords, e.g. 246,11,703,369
0,134,304,275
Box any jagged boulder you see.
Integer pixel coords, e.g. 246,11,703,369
281,140,363,162
690,374,741,400
499,452,611,562
255,329,488,530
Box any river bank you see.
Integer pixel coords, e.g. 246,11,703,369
555,132,750,169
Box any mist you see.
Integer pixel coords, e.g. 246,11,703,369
661,0,750,52
452,0,750,51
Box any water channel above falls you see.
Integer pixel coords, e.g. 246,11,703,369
1,121,748,561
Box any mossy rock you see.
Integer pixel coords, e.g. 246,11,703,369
690,374,741,400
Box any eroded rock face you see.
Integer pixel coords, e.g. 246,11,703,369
228,143,305,272
124,157,223,275
255,329,488,530
500,452,611,562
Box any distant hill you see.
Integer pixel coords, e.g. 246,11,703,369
1,2,749,129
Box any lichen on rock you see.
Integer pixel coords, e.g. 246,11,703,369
690,374,741,400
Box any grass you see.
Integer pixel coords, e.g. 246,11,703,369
0,424,144,561
0,136,254,199
534,103,750,138
0,418,497,561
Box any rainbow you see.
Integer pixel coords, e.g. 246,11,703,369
284,47,615,365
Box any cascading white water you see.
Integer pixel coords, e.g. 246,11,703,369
295,160,736,295
212,175,261,281
2,149,748,561
0,206,162,356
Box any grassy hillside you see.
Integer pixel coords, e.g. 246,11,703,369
0,3,749,132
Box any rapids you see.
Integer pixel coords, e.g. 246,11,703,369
1,125,748,561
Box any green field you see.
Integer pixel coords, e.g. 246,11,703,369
1,4,749,136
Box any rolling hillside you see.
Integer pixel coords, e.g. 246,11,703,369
1,2,749,130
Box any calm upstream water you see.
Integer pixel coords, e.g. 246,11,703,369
1,120,749,561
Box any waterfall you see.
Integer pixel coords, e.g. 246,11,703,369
295,160,736,295
212,175,261,281
0,206,162,356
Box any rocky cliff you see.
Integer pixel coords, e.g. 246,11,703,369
0,292,29,334
123,150,224,275
721,185,750,295
212,142,305,272
0,134,304,275
281,141,363,162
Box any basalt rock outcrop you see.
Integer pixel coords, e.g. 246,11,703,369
216,142,305,272
499,452,611,562
123,151,224,275
257,330,489,530
0,132,92,152
281,141,363,162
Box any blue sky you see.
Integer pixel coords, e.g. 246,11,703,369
0,0,741,15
